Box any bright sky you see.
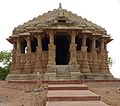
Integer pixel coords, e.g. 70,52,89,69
0,0,120,78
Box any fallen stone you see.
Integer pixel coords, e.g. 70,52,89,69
25,89,31,93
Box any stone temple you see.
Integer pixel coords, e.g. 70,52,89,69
6,4,113,80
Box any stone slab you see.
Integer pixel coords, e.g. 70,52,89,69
46,101,109,106
48,84,88,90
47,90,100,101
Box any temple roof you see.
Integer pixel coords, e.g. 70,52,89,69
13,4,107,35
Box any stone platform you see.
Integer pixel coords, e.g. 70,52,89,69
6,73,114,81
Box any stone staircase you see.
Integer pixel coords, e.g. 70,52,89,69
56,65,70,79
46,82,109,106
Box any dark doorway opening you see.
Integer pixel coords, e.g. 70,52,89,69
54,33,70,65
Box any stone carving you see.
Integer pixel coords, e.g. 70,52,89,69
6,4,114,80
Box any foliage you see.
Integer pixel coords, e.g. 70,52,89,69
0,50,12,80
108,57,113,69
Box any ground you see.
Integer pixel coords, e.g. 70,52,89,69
86,82,120,106
0,81,47,106
0,81,120,106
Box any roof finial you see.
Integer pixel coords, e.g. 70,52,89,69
59,3,62,9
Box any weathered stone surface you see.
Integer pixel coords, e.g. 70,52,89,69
7,4,113,80
12,4,106,35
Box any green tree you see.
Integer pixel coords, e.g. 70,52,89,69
0,50,12,80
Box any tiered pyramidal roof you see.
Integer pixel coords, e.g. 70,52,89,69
13,3,107,35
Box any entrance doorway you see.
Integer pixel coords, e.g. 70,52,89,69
54,33,70,65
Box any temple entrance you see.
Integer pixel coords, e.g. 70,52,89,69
54,33,70,65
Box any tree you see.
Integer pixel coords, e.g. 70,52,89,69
0,50,12,80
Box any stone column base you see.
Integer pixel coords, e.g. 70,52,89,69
44,73,56,80
69,65,82,80
69,65,80,71
71,72,83,80
45,65,56,80
47,65,56,72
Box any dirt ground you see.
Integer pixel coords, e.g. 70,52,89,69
86,82,120,106
0,81,120,106
0,81,47,106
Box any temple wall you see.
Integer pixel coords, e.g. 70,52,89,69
11,51,49,74
11,50,109,75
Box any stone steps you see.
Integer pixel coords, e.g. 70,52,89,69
46,101,109,106
48,80,83,84
47,90,100,101
48,84,88,90
46,83,110,106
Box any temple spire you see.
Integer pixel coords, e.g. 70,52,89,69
58,3,62,9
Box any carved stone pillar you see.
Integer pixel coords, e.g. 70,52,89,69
46,31,56,80
23,36,31,74
10,41,17,74
91,36,99,74
14,38,21,74
69,31,77,65
81,33,91,74
34,34,42,74
48,31,56,65
69,31,81,80
37,34,42,51
92,37,96,51
101,38,105,53
100,38,109,74
26,37,31,53
16,38,20,54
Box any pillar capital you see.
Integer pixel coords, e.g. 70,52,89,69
26,36,30,41
46,30,55,36
82,32,86,36
92,36,97,40
101,37,105,42
48,30,55,44
49,30,55,35
71,30,78,35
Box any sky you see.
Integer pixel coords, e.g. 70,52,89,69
0,0,120,78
